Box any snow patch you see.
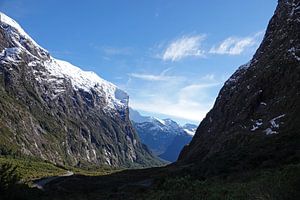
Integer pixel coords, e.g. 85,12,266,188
152,117,166,125
264,114,286,135
0,47,23,63
288,47,300,61
39,58,129,112
260,102,267,106
183,128,195,136
270,114,285,128
264,128,277,135
250,119,263,131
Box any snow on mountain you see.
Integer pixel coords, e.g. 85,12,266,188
0,11,128,113
0,12,45,51
130,109,196,161
183,128,196,136
42,58,128,111
0,12,163,167
182,123,198,136
153,117,166,126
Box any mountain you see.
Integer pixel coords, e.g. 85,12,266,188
0,12,163,168
182,123,197,136
129,108,152,123
159,132,192,162
178,0,300,175
130,109,196,162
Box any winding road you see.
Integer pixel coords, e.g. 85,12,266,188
32,171,74,190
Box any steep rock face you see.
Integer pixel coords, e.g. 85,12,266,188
0,13,161,168
178,0,300,175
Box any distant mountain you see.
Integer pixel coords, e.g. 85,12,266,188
129,108,152,123
159,132,192,162
182,123,198,136
0,12,163,168
178,0,300,175
130,109,197,162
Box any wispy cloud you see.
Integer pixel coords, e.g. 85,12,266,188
130,81,220,122
162,35,206,61
209,32,264,55
128,68,180,81
201,74,216,81
128,73,173,81
127,73,221,122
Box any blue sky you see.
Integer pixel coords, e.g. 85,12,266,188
0,0,277,125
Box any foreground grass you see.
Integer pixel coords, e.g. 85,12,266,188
1,156,299,200
144,164,300,200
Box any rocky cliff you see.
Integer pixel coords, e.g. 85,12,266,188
178,0,300,175
0,12,162,168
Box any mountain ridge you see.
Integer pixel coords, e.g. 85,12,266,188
129,108,196,162
0,12,162,168
178,0,300,175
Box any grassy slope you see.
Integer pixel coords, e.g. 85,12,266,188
144,164,300,200
0,156,118,182
0,156,67,181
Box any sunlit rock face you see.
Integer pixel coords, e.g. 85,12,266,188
0,12,163,168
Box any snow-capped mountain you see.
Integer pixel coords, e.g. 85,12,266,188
0,12,163,167
0,12,127,114
182,123,198,136
129,108,197,162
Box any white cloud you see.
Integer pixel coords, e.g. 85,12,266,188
128,73,175,81
162,35,206,61
209,37,255,55
128,75,221,122
200,74,215,81
179,83,220,94
209,32,263,55
128,68,180,81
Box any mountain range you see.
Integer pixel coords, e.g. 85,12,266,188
129,108,197,162
0,0,299,199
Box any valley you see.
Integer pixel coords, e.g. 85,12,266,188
0,0,300,199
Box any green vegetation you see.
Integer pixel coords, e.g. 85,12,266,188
144,164,300,200
0,156,120,199
0,163,20,192
0,157,299,200
66,165,119,176
0,156,120,181
0,156,66,181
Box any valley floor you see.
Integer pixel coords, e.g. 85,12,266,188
1,156,299,200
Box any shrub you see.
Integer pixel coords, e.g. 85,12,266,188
0,163,20,192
